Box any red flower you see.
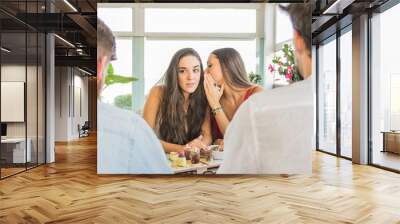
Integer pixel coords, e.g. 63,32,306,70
268,64,275,73
285,73,293,80
287,66,293,72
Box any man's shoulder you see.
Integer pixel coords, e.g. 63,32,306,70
97,102,171,174
247,80,312,110
98,102,153,134
99,101,142,118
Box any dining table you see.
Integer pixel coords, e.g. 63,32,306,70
167,154,222,174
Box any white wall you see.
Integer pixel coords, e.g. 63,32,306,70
55,66,69,141
1,64,46,164
55,67,89,141
72,73,89,138
1,65,34,137
1,65,26,140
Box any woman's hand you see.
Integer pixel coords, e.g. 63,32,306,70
204,73,224,109
186,135,207,150
214,139,224,151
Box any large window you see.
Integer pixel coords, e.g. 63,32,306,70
340,29,352,158
317,30,353,158
269,4,295,88
97,7,133,32
101,38,133,105
317,37,337,154
144,6,258,100
371,3,400,171
0,3,46,179
144,39,256,96
145,8,256,33
391,75,400,130
98,3,261,111
275,5,293,45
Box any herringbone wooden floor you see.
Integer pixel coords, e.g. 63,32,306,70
1,134,400,224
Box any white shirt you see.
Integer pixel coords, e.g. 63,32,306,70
97,101,172,174
217,79,314,174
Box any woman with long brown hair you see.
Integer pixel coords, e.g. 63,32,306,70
204,48,263,144
143,48,212,153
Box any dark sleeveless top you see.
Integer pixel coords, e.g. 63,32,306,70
211,87,258,140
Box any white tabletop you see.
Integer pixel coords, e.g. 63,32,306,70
1,138,28,144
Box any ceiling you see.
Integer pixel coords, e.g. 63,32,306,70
6,0,382,74
0,0,97,74
312,0,390,44
98,0,306,2
0,0,310,75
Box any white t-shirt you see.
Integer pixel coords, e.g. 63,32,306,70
217,79,314,174
97,101,172,174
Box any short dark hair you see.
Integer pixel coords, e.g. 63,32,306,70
280,3,312,52
97,18,116,60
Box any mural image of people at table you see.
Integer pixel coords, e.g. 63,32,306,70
97,2,313,174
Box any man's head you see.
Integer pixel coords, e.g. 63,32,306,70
280,3,312,78
97,18,115,94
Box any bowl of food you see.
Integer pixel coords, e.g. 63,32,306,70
209,145,224,160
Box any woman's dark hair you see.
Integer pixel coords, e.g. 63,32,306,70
211,48,253,90
156,48,208,145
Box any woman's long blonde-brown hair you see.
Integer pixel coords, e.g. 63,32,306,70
211,48,253,90
156,48,208,145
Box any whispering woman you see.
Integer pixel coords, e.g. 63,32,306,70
143,48,212,153
204,48,263,145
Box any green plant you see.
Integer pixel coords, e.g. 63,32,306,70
104,63,138,89
114,94,132,110
104,63,138,110
268,44,303,82
248,72,262,85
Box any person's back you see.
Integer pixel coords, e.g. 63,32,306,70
217,3,313,174
97,18,171,174
217,79,313,174
97,101,172,174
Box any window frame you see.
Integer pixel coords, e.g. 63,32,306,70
97,3,265,111
314,24,353,161
314,0,400,173
368,0,400,173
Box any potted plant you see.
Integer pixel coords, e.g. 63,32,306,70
248,71,262,85
104,64,138,88
268,43,303,85
104,64,138,110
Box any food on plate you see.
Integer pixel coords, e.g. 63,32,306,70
176,151,187,167
169,152,179,161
